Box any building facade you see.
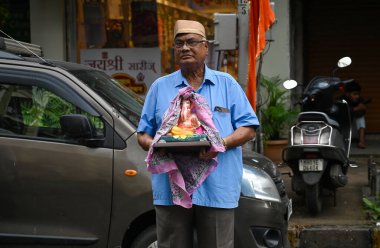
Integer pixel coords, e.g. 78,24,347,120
2,0,378,133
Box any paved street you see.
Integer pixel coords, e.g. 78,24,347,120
278,136,380,247
281,137,380,226
280,157,372,226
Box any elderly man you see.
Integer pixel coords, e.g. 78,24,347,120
137,19,259,248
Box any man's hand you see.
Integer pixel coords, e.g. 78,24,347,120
199,148,218,160
137,132,153,151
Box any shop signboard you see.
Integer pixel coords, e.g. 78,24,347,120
80,48,161,97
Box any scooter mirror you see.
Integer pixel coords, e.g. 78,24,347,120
337,57,352,68
283,79,298,90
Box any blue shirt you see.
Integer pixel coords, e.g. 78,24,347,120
137,65,259,208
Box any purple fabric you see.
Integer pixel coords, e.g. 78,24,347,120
146,86,225,208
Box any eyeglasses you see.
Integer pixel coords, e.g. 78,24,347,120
174,39,207,48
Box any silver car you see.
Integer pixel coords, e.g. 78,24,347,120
0,46,290,247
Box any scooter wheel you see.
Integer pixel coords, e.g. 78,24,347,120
305,183,322,215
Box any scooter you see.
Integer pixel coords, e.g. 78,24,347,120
282,57,353,215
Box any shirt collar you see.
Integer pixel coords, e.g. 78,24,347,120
174,64,215,88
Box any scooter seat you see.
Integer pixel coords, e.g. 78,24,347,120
297,111,340,127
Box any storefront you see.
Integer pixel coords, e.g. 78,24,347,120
0,0,238,98
294,0,380,133
76,0,237,97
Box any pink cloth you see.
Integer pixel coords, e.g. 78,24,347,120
146,86,225,208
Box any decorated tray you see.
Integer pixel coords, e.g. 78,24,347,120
154,134,210,152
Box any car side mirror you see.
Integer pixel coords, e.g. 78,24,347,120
60,114,104,147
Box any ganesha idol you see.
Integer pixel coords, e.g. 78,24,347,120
155,89,214,150
169,99,203,138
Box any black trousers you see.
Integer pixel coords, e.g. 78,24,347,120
155,205,234,248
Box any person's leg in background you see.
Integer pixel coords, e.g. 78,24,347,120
355,116,366,148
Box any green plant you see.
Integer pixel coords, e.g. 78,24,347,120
259,75,298,141
21,87,103,129
363,195,380,222
21,87,75,127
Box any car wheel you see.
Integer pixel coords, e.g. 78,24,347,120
131,225,157,248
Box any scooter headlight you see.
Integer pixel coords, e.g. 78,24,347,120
241,165,281,202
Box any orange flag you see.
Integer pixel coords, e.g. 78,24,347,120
246,0,276,111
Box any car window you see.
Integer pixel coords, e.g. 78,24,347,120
0,83,104,143
70,69,143,126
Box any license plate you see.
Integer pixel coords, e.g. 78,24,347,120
299,159,323,171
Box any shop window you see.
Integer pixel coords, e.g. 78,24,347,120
76,0,237,83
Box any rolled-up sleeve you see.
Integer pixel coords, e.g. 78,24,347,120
137,83,158,137
230,82,260,130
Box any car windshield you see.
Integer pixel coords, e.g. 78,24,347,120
71,70,143,127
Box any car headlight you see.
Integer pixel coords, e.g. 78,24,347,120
241,165,281,202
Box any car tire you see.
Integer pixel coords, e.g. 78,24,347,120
131,225,157,248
